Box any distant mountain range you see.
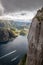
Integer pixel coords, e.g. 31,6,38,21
0,20,10,28
9,20,31,29
0,20,31,42
0,20,31,29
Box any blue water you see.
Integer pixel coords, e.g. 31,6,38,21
0,36,28,65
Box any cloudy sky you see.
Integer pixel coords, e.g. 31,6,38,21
0,0,43,21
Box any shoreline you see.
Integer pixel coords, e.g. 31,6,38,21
0,36,17,43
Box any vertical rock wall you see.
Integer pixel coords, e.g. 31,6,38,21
26,8,43,65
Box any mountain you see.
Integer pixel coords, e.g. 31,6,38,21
26,7,43,65
0,28,9,42
9,20,31,29
0,20,10,28
0,20,17,42
10,20,31,26
0,17,31,42
0,19,31,29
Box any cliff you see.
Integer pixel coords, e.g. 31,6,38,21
0,20,17,42
26,7,43,65
0,29,9,42
0,28,17,42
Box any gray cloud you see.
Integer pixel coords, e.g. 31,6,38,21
0,1,4,15
0,0,43,13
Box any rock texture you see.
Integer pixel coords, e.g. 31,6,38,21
0,29,9,42
0,29,17,42
26,8,43,65
0,20,18,42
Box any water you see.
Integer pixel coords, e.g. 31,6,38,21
0,36,28,65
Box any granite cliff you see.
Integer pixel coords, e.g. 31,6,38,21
26,7,43,65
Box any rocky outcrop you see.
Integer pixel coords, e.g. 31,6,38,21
26,7,43,65
0,20,17,42
0,29,9,42
0,29,17,42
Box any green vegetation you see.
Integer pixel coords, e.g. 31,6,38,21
0,26,28,42
36,16,43,21
0,19,29,42
0,28,18,42
20,30,26,36
18,54,27,65
36,7,43,21
11,28,28,36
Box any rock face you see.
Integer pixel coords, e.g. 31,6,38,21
0,29,9,42
0,20,17,42
26,8,43,65
0,29,17,42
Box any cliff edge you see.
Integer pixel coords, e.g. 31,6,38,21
26,7,43,65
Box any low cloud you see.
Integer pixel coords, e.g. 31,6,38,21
0,0,43,15
0,1,4,16
0,0,37,21
0,11,36,21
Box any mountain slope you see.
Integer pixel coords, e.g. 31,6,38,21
0,20,17,42
0,20,10,28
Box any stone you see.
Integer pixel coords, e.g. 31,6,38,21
26,7,43,65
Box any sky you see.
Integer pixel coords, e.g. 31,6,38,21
0,0,43,22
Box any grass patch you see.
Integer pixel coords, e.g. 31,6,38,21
18,54,27,65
